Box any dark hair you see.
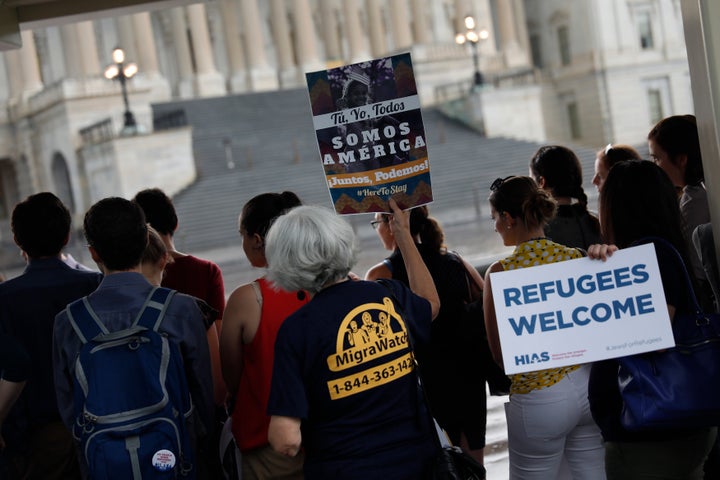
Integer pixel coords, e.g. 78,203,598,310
11,192,71,258
240,191,302,239
529,145,590,209
132,188,178,236
409,206,445,253
141,225,167,266
336,79,372,110
489,176,557,229
597,144,642,170
84,197,148,271
600,160,686,253
648,115,703,185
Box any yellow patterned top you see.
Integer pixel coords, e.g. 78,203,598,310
500,238,584,395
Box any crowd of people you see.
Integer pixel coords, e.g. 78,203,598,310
0,112,717,480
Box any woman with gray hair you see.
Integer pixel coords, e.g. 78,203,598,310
265,199,441,479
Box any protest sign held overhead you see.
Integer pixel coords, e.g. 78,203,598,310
306,53,433,214
489,243,675,374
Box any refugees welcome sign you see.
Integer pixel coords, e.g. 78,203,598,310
490,243,675,374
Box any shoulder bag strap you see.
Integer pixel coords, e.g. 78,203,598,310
634,236,702,314
376,279,452,448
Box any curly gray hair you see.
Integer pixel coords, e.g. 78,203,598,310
265,205,358,294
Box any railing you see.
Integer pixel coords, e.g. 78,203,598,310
153,109,187,131
435,80,476,103
488,68,541,88
79,118,114,145
434,67,541,102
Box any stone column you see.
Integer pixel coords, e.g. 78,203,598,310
388,0,413,50
270,0,297,88
0,54,10,102
320,0,341,61
170,7,194,98
496,0,525,67
3,50,24,99
60,24,83,79
76,21,101,78
476,0,498,55
44,27,68,82
219,0,247,93
496,0,518,48
132,13,161,76
187,3,227,97
292,0,324,72
242,0,278,91
512,0,531,64
454,0,469,33
116,16,138,65
366,0,387,57
18,30,43,95
410,0,430,44
132,12,170,99
343,0,370,62
428,0,451,43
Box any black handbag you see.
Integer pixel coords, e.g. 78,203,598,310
377,280,487,480
618,237,720,430
432,444,486,480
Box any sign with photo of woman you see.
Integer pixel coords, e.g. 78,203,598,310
306,53,433,214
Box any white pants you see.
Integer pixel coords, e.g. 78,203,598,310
505,364,605,480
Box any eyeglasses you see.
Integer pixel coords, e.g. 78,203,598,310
490,176,514,192
370,215,390,229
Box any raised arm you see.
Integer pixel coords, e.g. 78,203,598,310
388,199,440,319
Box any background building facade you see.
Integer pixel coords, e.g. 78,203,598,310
0,0,693,227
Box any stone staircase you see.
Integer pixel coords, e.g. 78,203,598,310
151,89,600,253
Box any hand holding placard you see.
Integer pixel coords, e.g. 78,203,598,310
490,243,675,374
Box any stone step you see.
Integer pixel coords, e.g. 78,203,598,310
151,91,601,253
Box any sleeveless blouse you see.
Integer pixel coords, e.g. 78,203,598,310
500,238,584,395
231,277,309,450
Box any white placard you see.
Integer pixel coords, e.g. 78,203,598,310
490,243,675,374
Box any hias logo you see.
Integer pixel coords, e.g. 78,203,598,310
514,352,550,366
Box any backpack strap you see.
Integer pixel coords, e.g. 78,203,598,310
133,287,176,332
67,297,110,344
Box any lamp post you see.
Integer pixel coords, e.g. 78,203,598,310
455,15,489,87
104,47,138,133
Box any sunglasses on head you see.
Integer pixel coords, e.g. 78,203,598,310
490,176,514,192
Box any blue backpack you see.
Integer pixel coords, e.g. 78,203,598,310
67,287,195,479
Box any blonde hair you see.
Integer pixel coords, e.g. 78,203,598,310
141,225,169,266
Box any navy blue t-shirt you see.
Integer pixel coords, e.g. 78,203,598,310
268,279,438,479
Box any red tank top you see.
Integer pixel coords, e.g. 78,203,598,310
231,277,309,451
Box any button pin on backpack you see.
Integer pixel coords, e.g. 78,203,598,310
152,450,176,472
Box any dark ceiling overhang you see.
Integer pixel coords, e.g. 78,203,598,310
1,0,201,50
